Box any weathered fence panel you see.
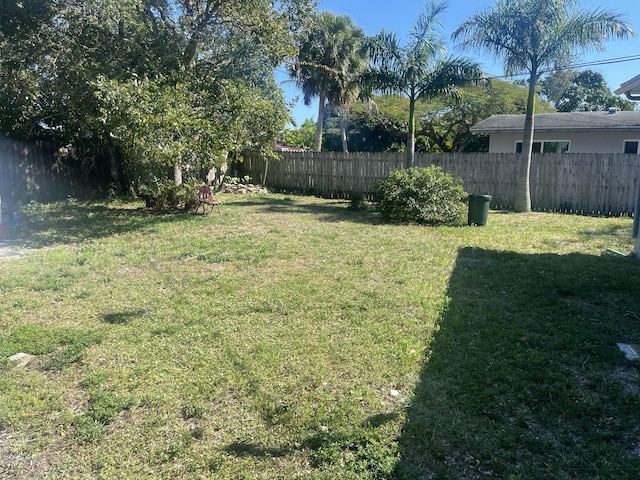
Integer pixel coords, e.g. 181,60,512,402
243,151,640,216
0,137,122,209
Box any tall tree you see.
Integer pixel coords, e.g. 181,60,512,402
333,60,372,153
323,95,408,152
369,0,483,168
538,70,579,110
453,0,634,212
288,11,369,152
176,0,312,71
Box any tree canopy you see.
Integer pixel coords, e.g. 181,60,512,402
540,69,635,112
288,11,370,152
318,79,554,153
0,0,314,190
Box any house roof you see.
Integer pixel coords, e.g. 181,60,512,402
470,110,640,134
614,74,640,98
274,141,306,152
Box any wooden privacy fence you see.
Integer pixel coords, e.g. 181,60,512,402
2,138,638,216
0,138,62,208
0,137,122,207
243,151,640,216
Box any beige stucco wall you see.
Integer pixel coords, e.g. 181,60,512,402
488,130,640,154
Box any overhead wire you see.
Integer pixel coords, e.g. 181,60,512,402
485,54,640,80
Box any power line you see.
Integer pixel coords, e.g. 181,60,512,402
562,54,640,69
486,54,640,80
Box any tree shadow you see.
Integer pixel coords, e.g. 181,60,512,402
223,441,290,458
395,247,640,479
231,196,384,225
579,221,634,240
102,310,148,325
221,411,400,471
10,203,196,248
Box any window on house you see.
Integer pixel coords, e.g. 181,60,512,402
543,141,570,153
624,141,639,154
515,142,541,153
515,141,569,153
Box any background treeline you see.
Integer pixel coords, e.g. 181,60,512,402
283,73,634,154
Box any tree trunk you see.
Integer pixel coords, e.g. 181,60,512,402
514,70,537,213
182,38,199,69
314,92,326,152
181,1,221,70
173,165,183,186
340,110,349,153
262,159,269,185
405,93,416,169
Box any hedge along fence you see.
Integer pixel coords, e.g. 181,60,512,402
242,151,640,216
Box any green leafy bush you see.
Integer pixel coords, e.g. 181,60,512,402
375,166,467,225
348,192,368,210
138,179,201,211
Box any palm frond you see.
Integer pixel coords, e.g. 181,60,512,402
416,57,484,100
452,0,634,77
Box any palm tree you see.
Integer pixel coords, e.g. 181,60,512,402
453,0,634,212
289,11,368,152
370,1,483,168
332,61,372,153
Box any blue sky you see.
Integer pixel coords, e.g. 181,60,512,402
278,0,640,126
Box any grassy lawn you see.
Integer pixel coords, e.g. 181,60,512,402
1,194,639,479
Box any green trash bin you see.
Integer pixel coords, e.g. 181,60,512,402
468,194,491,226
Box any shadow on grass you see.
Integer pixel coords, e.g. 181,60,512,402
396,247,640,479
102,310,148,325
231,196,383,225
223,441,290,458
11,202,196,248
9,196,383,249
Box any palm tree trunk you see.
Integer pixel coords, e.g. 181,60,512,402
314,92,326,152
514,70,537,213
405,94,416,169
340,109,349,153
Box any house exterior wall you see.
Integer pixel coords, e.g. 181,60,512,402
488,130,640,154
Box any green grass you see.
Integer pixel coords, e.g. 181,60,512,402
0,194,639,479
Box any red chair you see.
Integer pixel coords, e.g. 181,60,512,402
196,185,221,215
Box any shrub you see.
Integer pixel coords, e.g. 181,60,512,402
348,192,368,210
375,166,467,225
138,178,200,211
